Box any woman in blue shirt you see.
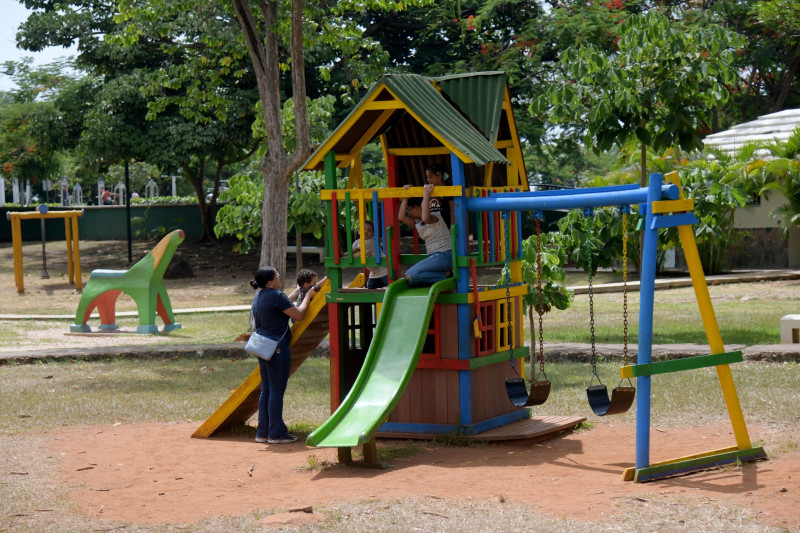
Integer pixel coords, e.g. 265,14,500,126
250,266,316,444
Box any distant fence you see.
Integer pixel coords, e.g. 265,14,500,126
0,204,220,242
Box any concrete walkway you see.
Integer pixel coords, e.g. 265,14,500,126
2,269,799,321
2,339,799,365
1,269,799,364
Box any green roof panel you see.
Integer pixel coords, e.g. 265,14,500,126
434,71,507,144
381,74,508,167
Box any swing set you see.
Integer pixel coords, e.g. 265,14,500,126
477,172,766,481
502,206,635,417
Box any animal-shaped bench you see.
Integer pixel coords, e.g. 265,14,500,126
70,230,185,334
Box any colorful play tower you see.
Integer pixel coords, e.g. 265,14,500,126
197,71,766,482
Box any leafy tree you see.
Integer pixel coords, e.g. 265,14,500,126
17,0,259,239
516,231,573,379
0,58,86,190
758,127,800,236
531,11,745,187
711,0,800,123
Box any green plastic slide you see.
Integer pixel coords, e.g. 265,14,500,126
306,277,456,448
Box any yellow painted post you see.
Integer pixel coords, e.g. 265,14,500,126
483,162,495,188
678,224,752,450
65,216,74,284
71,214,82,290
499,217,506,262
11,216,24,292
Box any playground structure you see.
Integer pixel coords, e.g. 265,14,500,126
7,207,84,293
70,229,184,334
198,71,766,481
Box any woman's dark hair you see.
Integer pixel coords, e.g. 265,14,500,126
251,266,278,289
425,163,450,183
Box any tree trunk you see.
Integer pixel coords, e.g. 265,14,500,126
232,0,311,272
771,47,800,112
259,157,292,274
186,158,212,241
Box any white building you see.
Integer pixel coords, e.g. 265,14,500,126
703,109,800,268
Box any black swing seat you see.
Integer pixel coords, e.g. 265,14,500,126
586,384,635,416
506,378,551,408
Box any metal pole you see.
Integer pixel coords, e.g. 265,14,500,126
39,204,49,279
40,218,49,279
635,172,663,472
125,160,132,264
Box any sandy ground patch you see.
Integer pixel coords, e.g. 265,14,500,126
48,421,800,529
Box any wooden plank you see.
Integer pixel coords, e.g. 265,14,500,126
651,198,694,213
446,370,460,425
473,416,585,441
633,447,767,482
621,351,743,378
433,370,448,426
471,366,488,422
421,371,436,424
409,371,423,423
650,212,699,229
439,304,459,359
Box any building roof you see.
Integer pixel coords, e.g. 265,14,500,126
303,72,510,172
703,109,800,153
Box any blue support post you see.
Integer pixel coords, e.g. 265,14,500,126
635,172,663,471
451,153,473,426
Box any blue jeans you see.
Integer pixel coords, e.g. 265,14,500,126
405,250,452,287
366,275,388,289
256,333,291,440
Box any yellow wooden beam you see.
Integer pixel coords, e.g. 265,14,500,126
381,85,473,164
71,215,82,290
494,139,514,149
347,156,364,189
7,210,84,220
11,216,23,292
352,109,394,157
503,86,529,189
386,147,452,156
305,84,397,170
361,100,403,110
652,198,694,213
621,446,739,481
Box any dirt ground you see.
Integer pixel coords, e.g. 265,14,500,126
6,239,800,529
50,421,800,529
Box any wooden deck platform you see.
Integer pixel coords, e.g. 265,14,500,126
378,415,586,442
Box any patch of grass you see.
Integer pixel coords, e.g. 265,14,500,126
378,441,426,462
0,356,330,434
299,453,335,472
2,358,797,434
532,280,800,345
432,430,488,447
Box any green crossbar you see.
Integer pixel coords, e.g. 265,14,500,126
621,351,743,378
634,446,766,482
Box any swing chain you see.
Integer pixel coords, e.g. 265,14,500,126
586,211,597,378
622,211,629,366
536,216,545,375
